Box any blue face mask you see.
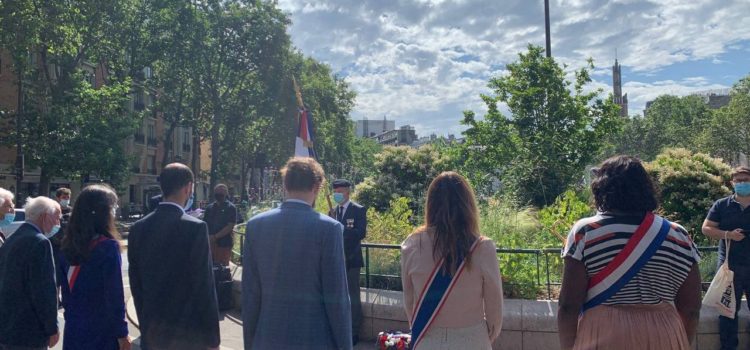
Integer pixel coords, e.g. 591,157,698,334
333,192,345,204
46,224,61,238
0,212,15,227
736,182,750,197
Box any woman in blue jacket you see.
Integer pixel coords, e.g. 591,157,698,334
58,184,130,350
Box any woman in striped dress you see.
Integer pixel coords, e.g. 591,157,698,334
557,155,702,350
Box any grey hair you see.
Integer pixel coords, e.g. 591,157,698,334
24,196,60,222
0,188,13,207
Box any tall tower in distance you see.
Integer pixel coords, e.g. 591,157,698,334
613,57,629,117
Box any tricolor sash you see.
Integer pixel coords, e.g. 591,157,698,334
409,238,482,350
67,236,110,292
582,212,671,312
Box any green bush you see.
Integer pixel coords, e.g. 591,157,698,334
365,197,415,291
647,148,732,245
538,189,595,246
356,145,453,215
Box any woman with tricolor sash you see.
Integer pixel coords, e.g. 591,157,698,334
558,156,702,350
58,184,131,350
401,172,503,349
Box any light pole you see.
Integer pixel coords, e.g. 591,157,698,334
544,0,552,57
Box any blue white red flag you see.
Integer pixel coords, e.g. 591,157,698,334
294,107,316,158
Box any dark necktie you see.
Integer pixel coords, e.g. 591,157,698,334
337,206,343,222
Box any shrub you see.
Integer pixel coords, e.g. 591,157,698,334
364,197,415,291
356,145,454,216
538,189,595,246
646,148,732,245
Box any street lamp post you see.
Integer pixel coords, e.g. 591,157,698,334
544,0,552,58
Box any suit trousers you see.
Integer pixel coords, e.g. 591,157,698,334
347,267,362,337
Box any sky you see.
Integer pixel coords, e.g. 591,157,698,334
277,0,750,137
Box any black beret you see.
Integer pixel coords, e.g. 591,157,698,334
332,179,352,188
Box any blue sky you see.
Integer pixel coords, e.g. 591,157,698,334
278,0,750,137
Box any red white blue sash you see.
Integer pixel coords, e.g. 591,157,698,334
66,236,109,292
409,238,482,350
583,213,671,312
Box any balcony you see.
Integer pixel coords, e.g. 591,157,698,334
182,144,191,152
147,138,158,146
134,134,145,144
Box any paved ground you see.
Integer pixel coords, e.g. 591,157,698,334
52,247,372,350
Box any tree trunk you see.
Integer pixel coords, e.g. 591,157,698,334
161,121,178,167
239,157,247,201
38,168,51,198
209,123,221,191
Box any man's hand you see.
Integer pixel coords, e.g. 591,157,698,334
48,332,60,347
118,336,132,350
728,229,745,241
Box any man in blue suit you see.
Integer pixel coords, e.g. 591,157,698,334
242,157,352,350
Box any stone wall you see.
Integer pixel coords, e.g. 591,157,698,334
231,273,747,350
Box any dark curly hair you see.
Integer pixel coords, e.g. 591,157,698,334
591,155,658,213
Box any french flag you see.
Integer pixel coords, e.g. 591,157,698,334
294,107,316,158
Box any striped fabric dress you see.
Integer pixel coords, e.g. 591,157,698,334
563,213,701,350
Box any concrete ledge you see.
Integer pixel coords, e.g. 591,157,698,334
230,270,748,350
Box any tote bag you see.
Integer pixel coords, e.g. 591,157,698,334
703,238,736,319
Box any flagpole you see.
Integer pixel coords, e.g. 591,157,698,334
293,76,335,217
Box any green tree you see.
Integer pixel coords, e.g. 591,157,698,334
462,45,621,206
356,145,453,214
192,0,291,189
636,95,713,160
349,137,383,184
702,75,750,162
0,0,143,193
646,148,731,244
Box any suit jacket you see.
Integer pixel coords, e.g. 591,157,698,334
331,202,367,269
0,223,58,347
242,201,352,350
128,203,220,350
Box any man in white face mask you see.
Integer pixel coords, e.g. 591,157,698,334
0,196,61,349
0,188,15,246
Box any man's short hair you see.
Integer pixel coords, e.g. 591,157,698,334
0,187,14,207
160,163,194,197
731,166,750,180
214,184,228,192
55,187,71,198
24,196,60,222
281,157,325,193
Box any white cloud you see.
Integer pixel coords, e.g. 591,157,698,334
279,0,750,136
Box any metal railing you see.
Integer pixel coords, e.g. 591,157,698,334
230,229,719,300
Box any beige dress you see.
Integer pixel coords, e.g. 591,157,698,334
401,229,504,349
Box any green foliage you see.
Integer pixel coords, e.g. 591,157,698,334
366,197,414,244
646,148,732,244
348,137,384,184
538,189,595,245
701,75,750,162
0,0,143,192
356,145,454,215
609,95,713,161
462,45,622,207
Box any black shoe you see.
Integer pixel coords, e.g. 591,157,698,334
352,335,359,346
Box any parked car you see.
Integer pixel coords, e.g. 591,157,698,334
3,209,25,238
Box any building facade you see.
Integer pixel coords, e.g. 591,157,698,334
613,59,629,117
0,50,200,213
356,117,395,138
373,125,418,146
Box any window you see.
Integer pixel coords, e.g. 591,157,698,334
147,155,156,175
148,124,155,139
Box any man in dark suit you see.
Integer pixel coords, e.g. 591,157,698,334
330,178,367,345
0,196,61,349
128,163,220,350
242,157,352,350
